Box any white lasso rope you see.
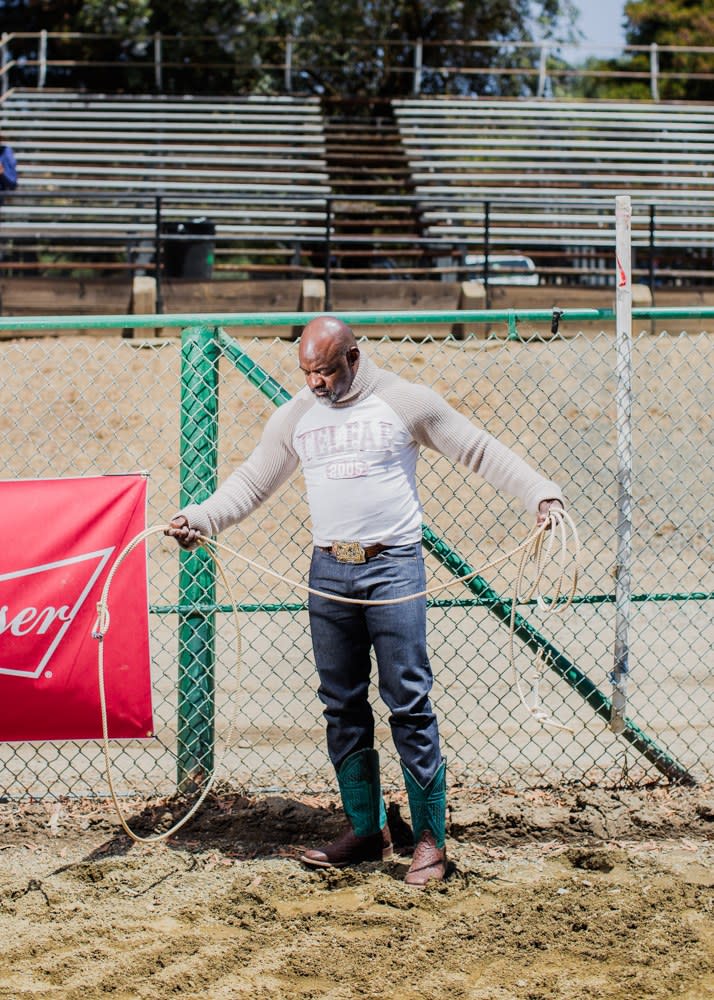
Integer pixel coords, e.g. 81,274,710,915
93,508,579,843
93,526,244,844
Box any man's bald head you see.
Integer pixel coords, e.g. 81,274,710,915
298,315,360,405
301,315,357,356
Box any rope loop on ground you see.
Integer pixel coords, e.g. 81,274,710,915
93,509,580,843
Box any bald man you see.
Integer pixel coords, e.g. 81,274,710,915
166,315,564,885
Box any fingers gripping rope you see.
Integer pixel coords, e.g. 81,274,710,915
94,511,579,843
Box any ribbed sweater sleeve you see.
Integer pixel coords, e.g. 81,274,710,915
178,395,308,537
177,352,563,539
379,375,563,514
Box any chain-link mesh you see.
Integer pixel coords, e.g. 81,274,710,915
0,327,711,798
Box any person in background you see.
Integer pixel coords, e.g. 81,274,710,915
0,137,18,192
165,315,565,886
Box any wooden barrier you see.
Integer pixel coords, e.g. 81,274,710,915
0,276,132,336
1,276,682,340
328,280,465,338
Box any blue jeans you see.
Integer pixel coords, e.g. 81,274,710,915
308,543,442,787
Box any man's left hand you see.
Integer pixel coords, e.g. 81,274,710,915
536,498,565,528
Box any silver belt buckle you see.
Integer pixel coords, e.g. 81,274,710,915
332,540,366,564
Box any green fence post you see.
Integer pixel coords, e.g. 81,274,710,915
177,326,219,791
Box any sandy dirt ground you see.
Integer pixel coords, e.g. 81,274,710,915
1,783,713,1000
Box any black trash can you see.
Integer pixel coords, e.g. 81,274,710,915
162,217,215,279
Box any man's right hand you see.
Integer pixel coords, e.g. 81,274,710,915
164,515,201,550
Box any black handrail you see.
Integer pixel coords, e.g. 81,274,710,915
2,187,714,296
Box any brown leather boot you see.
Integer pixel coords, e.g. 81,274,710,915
404,830,446,886
300,825,393,869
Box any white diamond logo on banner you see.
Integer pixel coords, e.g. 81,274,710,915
0,548,115,679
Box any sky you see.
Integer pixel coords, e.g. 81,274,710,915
569,0,628,57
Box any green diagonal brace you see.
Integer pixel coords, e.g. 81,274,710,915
421,528,694,785
216,329,695,787
177,326,220,791
219,335,292,407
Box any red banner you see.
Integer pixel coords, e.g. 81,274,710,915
0,475,153,741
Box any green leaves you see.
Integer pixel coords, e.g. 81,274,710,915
78,0,153,37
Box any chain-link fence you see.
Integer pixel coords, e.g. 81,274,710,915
1,319,712,798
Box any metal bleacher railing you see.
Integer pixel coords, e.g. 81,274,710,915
3,188,711,287
3,32,714,101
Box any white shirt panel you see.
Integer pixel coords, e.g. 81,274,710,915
292,393,423,546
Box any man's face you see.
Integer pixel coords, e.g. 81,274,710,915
299,341,359,404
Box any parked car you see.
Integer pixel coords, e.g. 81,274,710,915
464,253,539,286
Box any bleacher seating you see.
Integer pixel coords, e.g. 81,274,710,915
0,90,331,275
2,90,714,285
393,98,714,270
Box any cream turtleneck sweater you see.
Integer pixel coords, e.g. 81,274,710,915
179,353,564,546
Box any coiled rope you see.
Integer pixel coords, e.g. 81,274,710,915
93,507,579,843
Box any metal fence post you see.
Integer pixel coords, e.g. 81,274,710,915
413,38,423,95
324,197,333,311
38,29,47,89
612,195,633,734
285,35,293,92
154,32,163,92
1,33,9,97
177,326,219,791
648,203,656,307
650,43,659,101
537,44,548,98
154,194,164,314
483,200,491,309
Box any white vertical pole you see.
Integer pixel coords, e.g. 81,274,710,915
284,36,293,92
1,33,8,98
38,29,47,89
154,32,163,92
650,43,659,102
537,44,548,98
612,194,633,734
413,38,423,95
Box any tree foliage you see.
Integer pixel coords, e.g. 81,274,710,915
570,1,714,102
6,0,580,98
78,0,152,40
6,0,712,102
624,0,714,99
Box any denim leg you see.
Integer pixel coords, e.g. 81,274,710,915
309,549,374,770
364,546,442,787
308,545,442,787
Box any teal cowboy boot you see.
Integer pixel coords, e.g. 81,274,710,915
401,760,447,886
301,748,392,868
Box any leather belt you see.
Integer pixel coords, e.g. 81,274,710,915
317,541,389,564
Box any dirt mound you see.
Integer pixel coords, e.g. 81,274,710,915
1,784,713,999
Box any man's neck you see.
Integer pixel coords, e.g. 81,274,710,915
330,353,378,407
